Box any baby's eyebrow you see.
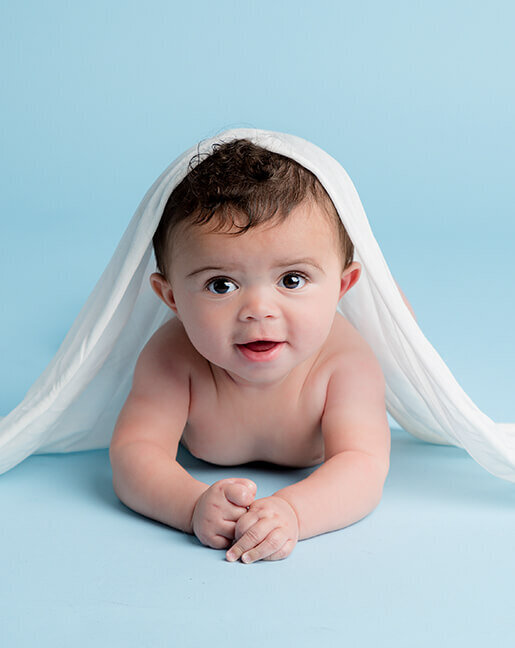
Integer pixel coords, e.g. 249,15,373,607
186,257,325,278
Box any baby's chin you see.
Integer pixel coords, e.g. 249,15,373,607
215,347,325,390
220,366,294,390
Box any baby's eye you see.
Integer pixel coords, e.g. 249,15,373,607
206,277,238,295
281,272,307,290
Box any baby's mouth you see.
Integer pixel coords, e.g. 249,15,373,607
238,340,281,352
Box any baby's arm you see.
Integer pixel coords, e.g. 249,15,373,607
109,332,207,534
110,330,252,542
275,349,390,539
226,348,390,562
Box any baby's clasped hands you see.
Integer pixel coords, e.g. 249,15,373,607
192,478,257,549
192,479,300,563
226,495,300,564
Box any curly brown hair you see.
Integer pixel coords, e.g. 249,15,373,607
152,138,354,281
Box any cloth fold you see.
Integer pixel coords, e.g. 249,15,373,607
1,127,513,480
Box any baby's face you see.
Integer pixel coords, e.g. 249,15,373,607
152,201,360,389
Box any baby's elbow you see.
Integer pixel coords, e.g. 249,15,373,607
361,451,389,507
372,454,390,498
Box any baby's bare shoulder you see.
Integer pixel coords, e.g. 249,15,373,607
110,317,193,455
327,312,380,365
144,316,190,357
132,317,192,396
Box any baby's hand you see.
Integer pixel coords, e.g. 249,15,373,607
226,495,299,564
192,478,257,550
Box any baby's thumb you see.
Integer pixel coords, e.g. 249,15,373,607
225,479,257,507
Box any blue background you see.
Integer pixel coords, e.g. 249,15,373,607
1,1,514,646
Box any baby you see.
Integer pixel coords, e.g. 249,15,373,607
109,138,415,564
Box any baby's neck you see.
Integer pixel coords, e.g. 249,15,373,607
208,349,322,395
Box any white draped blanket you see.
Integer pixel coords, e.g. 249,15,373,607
1,128,513,480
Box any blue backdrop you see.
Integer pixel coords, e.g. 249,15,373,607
1,3,515,647
1,1,513,424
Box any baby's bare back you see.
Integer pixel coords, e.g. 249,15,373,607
155,312,372,468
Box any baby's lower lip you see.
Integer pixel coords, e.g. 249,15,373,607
235,341,285,363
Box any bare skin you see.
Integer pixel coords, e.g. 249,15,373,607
162,309,380,561
165,310,365,469
111,200,415,563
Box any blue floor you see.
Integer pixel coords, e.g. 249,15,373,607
1,429,514,647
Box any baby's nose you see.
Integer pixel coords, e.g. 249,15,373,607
238,288,279,320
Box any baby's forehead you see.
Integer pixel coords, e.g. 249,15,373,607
178,200,336,244
169,208,341,275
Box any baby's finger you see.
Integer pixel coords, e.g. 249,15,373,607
209,534,232,550
224,481,256,508
262,539,295,561
220,503,250,526
239,529,288,564
217,519,237,539
225,519,271,562
233,509,258,541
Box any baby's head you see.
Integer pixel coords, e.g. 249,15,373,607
152,138,355,282
150,138,361,387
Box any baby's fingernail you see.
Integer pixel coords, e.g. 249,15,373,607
226,550,236,561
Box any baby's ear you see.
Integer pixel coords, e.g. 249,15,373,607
339,261,361,299
149,272,179,316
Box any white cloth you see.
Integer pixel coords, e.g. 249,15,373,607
1,128,513,480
